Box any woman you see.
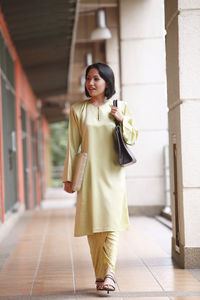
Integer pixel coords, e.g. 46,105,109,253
62,62,138,293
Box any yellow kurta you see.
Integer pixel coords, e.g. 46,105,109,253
62,98,138,237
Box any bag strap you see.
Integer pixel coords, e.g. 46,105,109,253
113,99,117,107
113,99,120,126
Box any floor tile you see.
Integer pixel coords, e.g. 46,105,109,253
150,266,200,291
127,298,170,300
171,298,200,300
0,199,200,298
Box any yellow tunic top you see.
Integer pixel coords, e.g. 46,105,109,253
62,98,138,237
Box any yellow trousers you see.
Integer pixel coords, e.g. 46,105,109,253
87,231,120,279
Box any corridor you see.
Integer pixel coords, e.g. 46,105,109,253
0,190,200,299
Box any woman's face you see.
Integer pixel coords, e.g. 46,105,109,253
85,68,106,98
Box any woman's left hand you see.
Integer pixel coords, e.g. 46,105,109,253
110,106,124,122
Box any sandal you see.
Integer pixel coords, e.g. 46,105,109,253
95,279,104,291
102,274,116,294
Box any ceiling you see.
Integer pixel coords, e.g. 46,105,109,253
0,0,78,122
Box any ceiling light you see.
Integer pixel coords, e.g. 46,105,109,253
90,9,112,41
86,53,93,66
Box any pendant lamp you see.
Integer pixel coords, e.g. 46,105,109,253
79,75,85,93
90,9,112,41
86,53,93,66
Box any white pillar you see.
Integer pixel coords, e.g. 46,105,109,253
165,0,200,268
105,7,120,99
119,0,168,215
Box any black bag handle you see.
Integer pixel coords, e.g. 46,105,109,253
113,99,117,107
113,100,120,126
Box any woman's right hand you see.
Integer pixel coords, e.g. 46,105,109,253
64,181,75,193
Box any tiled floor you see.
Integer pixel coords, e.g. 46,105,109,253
0,190,200,299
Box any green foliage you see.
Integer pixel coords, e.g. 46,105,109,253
51,178,63,188
50,120,68,166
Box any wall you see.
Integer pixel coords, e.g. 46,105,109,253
0,10,50,222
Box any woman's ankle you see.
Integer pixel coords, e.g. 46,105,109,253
105,268,115,277
96,277,104,282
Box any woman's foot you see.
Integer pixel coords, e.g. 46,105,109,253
95,278,104,291
103,274,116,294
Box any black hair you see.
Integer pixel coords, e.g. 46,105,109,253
85,62,116,99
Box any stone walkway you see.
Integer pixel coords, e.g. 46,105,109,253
0,189,200,299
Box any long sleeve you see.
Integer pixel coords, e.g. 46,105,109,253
62,105,81,182
121,102,138,145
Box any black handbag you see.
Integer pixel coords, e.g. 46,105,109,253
113,100,136,166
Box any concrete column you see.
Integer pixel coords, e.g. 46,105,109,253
105,7,120,98
165,0,200,268
119,0,168,215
